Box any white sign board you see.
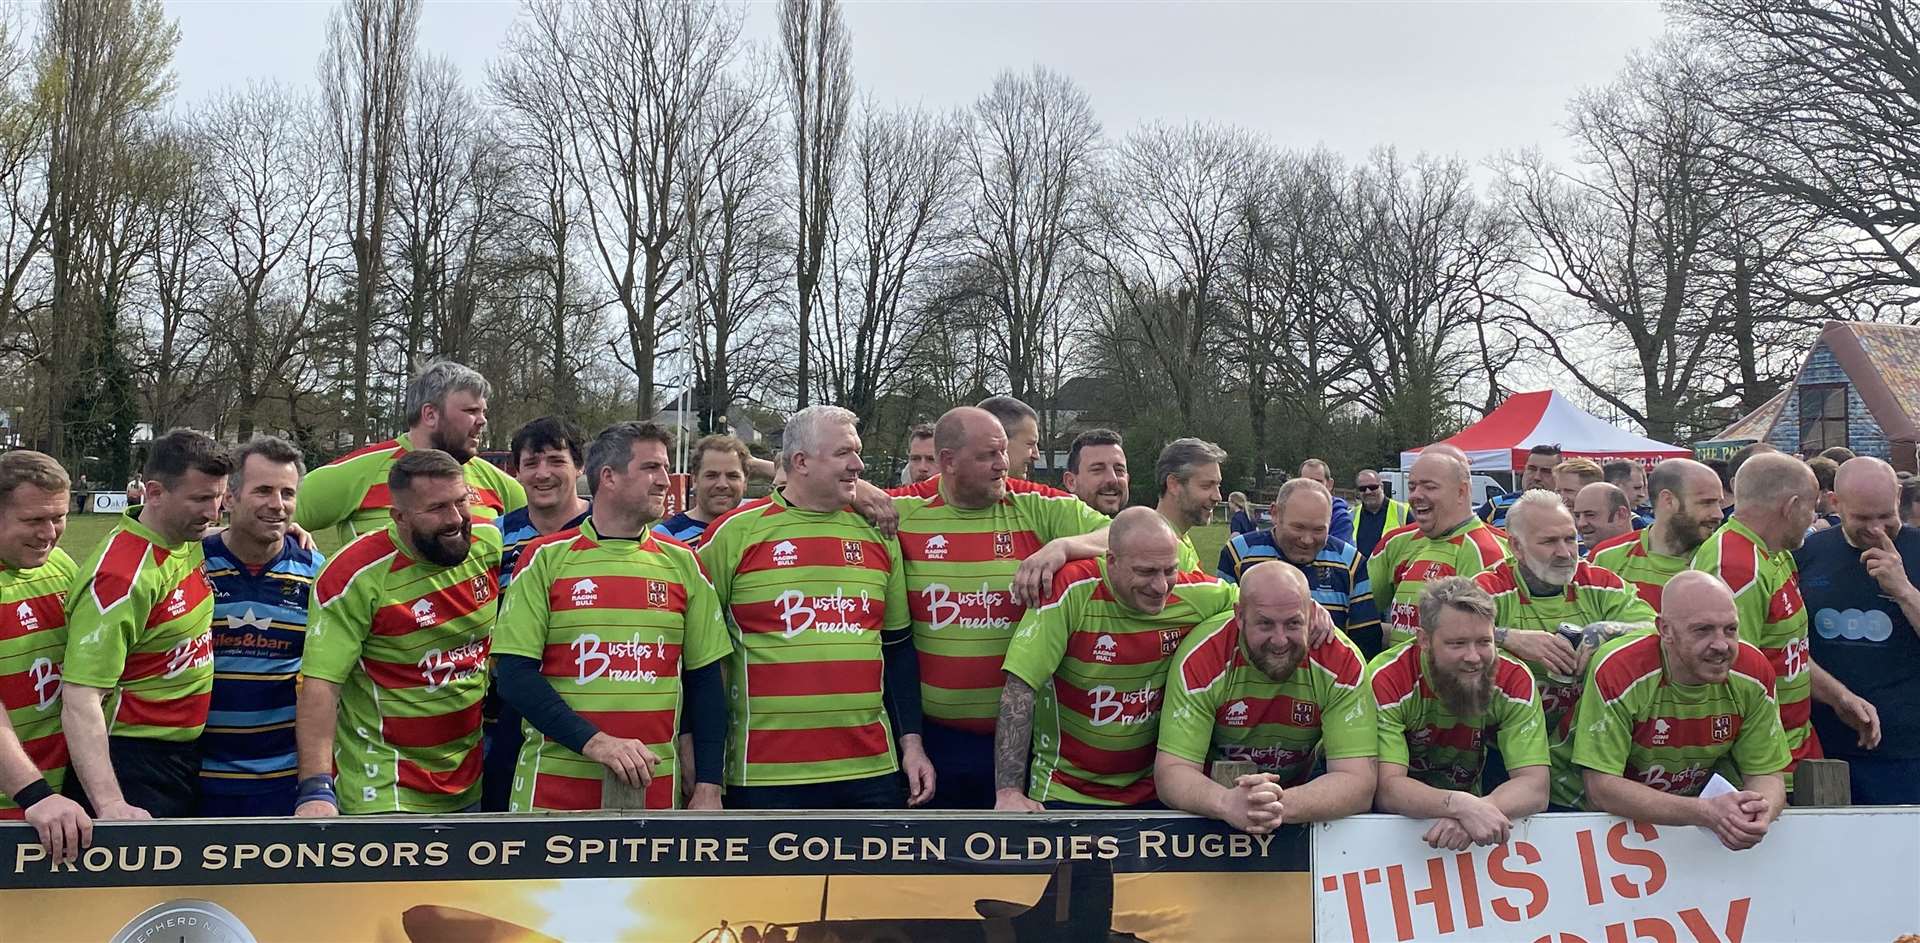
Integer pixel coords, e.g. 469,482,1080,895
88,492,127,514
1314,810,1920,943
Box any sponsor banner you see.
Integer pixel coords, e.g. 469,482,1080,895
1312,809,1920,943
3,813,1310,943
89,492,129,514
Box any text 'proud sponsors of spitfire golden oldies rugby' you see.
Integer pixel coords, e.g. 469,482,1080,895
2,813,1312,943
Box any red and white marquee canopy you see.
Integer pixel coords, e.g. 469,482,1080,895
1399,390,1691,472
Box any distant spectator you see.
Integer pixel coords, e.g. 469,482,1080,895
1807,456,1841,530
1553,458,1604,510
1602,459,1653,529
1227,491,1257,535
1902,476,1920,529
1819,446,1858,464
1298,459,1353,545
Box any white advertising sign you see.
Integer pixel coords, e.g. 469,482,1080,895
1314,810,1920,943
89,492,127,514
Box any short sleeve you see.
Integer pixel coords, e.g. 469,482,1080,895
883,537,910,632
1158,637,1227,765
1374,686,1412,769
1003,591,1073,691
301,564,378,685
492,542,554,662
679,548,733,671
1494,672,1550,769
1569,670,1634,777
1731,678,1791,777
1319,651,1378,761
61,561,146,690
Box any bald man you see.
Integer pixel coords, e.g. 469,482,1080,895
1368,446,1508,649
1156,563,1376,831
1218,479,1379,653
1553,571,1788,851
1795,457,1908,803
1591,458,1725,610
887,407,1111,808
995,507,1237,810
1690,453,1821,791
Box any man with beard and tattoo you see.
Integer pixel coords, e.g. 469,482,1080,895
1589,459,1725,610
294,450,503,815
1552,571,1788,851
1154,438,1227,574
995,507,1238,810
1474,491,1653,733
1370,577,1549,851
1218,479,1378,655
1369,445,1508,650
1156,563,1377,832
480,416,589,812
887,407,1111,808
62,430,232,820
1478,444,1560,529
295,361,526,543
1690,453,1823,792
654,435,752,548
1572,482,1635,556
1062,429,1129,517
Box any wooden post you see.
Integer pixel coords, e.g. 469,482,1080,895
601,777,650,810
1210,760,1258,787
1788,758,1852,807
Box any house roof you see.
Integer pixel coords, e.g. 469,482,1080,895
1711,320,1920,445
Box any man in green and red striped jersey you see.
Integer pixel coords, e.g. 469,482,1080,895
1156,563,1376,832
494,421,731,811
1691,452,1851,792
62,430,232,820
889,406,1111,808
1589,458,1725,611
294,449,503,815
701,405,932,809
0,451,90,861
1153,438,1226,573
1369,446,1508,649
1371,577,1548,851
1477,491,1653,732
1555,571,1789,851
294,361,525,543
995,507,1238,810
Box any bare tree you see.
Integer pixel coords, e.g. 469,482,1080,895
321,0,418,443
514,0,740,417
780,0,851,408
682,70,788,433
196,83,338,439
963,66,1101,402
817,103,962,428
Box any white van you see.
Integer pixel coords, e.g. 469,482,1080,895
1378,470,1509,508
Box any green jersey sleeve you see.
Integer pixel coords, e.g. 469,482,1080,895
1594,581,1656,627
492,540,555,661
1367,547,1394,616
292,462,359,535
1374,691,1412,770
1033,492,1110,542
1569,667,1634,776
1157,619,1231,765
302,564,379,685
1731,678,1791,777
1003,590,1072,692
61,561,151,689
1319,652,1378,761
697,518,740,604
1493,671,1550,769
680,549,732,671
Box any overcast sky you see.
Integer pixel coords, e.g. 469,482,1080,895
165,0,1672,166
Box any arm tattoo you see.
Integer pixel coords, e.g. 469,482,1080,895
994,675,1036,792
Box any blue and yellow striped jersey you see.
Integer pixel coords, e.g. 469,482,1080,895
1216,530,1379,634
198,534,321,809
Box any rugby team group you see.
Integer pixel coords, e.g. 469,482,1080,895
1,359,1903,866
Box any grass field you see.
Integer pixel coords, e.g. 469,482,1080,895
59,511,1231,573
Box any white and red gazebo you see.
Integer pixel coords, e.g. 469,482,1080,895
1399,390,1691,472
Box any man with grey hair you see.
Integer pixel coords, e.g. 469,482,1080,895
1474,491,1653,732
1368,445,1508,649
297,360,525,541
1370,576,1549,850
1155,437,1228,573
700,405,934,808
1691,452,1822,793
199,436,324,817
